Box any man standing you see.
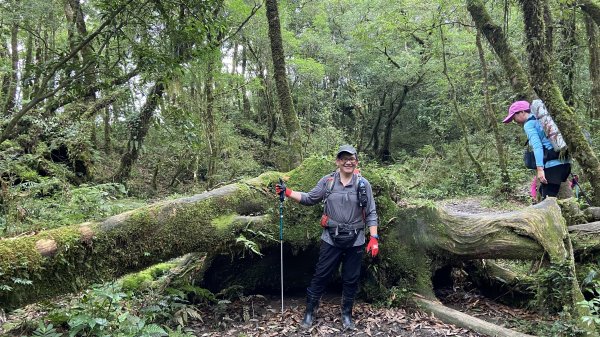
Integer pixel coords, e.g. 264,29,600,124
276,144,379,330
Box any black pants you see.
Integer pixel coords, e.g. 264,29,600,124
306,240,364,301
540,163,571,199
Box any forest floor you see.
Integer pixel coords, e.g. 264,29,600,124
186,288,551,336
0,287,551,337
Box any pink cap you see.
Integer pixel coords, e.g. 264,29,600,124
503,100,530,123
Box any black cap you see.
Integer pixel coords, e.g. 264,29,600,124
336,144,358,158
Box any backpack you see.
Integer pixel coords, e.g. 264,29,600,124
320,171,368,248
523,142,536,170
530,99,567,151
523,138,565,170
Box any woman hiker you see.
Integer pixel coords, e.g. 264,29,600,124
503,100,571,199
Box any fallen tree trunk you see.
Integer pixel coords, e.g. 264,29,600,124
0,157,589,324
415,296,536,337
569,222,600,259
0,181,277,309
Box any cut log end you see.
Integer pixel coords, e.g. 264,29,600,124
35,239,58,257
79,225,95,243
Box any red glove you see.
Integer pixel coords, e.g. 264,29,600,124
275,183,292,197
366,236,379,257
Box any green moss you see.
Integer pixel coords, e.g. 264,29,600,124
246,171,283,187
121,262,176,291
0,139,18,151
212,214,238,231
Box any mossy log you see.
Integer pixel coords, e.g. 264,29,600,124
569,222,600,259
0,181,278,309
584,207,600,222
0,157,589,319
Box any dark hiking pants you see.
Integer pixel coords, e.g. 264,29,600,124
306,240,364,301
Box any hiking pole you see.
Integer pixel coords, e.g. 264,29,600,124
570,173,593,205
278,178,285,314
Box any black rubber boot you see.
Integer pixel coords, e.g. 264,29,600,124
341,299,355,330
300,296,319,329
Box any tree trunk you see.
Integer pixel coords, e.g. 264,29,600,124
578,0,600,26
265,0,302,168
113,82,165,182
0,157,592,321
0,35,10,110
3,23,18,116
380,86,409,162
204,52,218,188
103,106,111,154
476,31,510,192
542,0,554,57
241,46,251,118
585,13,600,133
558,6,576,106
521,0,600,206
466,0,534,100
21,30,34,101
367,92,386,153
231,42,238,75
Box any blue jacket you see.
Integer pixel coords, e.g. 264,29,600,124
524,115,570,168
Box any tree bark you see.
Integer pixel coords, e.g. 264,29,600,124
558,6,576,106
585,13,600,132
578,0,600,26
103,106,111,154
466,0,534,100
3,23,18,116
21,30,34,101
204,52,218,188
265,0,302,168
0,38,10,109
542,0,554,57
241,46,251,118
520,0,600,206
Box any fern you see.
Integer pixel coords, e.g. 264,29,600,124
142,323,168,336
31,322,63,337
235,234,263,256
11,277,33,285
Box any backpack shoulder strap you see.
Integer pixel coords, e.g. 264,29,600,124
324,171,336,201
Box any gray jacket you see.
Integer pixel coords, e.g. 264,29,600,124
299,172,378,246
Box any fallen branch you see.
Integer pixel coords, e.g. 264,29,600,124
414,296,536,337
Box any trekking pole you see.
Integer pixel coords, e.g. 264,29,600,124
278,178,285,314
571,173,593,205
